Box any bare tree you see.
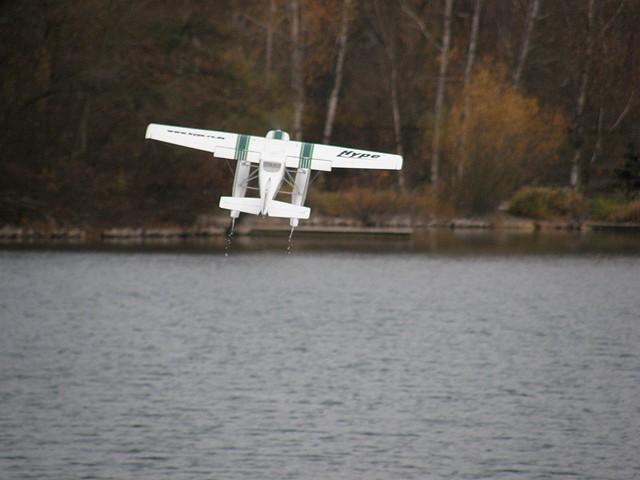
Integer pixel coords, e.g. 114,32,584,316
265,0,276,85
431,0,453,186
591,1,633,170
290,0,304,140
367,0,407,192
457,0,482,183
570,0,594,190
464,0,482,86
400,0,454,186
323,0,351,144
512,0,540,91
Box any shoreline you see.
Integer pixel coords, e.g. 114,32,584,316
2,218,640,244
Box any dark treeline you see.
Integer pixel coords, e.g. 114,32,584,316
1,0,639,227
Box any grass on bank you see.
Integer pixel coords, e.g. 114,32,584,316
307,185,455,226
507,186,640,223
586,196,640,222
309,185,640,225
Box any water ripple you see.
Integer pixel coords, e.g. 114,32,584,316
1,250,639,479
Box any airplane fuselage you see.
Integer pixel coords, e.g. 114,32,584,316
259,160,285,214
258,130,290,214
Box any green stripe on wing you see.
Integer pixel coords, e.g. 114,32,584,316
235,134,250,161
299,142,314,169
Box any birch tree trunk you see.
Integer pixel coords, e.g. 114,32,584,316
368,0,406,192
389,59,407,193
430,0,453,186
265,0,276,86
323,0,351,145
72,94,91,159
464,0,481,86
290,0,304,140
512,0,540,91
570,0,595,190
457,0,482,183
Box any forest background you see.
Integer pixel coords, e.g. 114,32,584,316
1,0,639,228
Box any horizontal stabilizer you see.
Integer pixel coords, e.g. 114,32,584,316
219,197,310,219
219,197,262,215
267,200,311,219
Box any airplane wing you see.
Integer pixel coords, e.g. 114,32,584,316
146,124,403,170
285,141,403,171
145,124,262,162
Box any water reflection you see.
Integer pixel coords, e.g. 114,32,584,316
409,229,640,256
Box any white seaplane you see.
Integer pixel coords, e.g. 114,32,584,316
145,123,403,228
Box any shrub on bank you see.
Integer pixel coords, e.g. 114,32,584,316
585,196,640,222
586,197,625,221
308,187,412,226
307,184,459,226
509,188,640,223
508,187,584,220
606,199,640,222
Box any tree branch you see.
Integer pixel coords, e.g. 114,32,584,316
609,89,636,132
398,0,441,51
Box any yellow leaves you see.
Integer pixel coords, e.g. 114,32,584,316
443,61,569,213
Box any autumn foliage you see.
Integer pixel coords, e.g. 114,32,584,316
508,187,584,221
1,1,638,227
443,63,568,214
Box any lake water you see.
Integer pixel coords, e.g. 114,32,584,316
1,234,640,479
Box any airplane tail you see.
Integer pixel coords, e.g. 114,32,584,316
219,197,310,220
